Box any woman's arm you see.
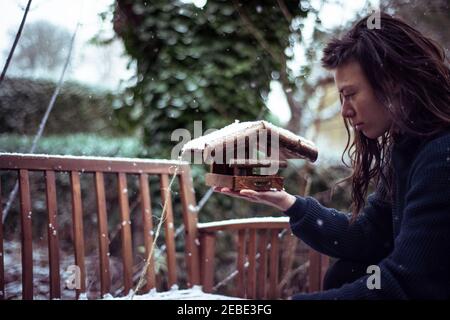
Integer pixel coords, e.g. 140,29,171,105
215,185,394,263
285,191,393,263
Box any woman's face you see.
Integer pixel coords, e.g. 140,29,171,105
334,61,392,139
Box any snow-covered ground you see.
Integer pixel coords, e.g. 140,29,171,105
97,285,242,300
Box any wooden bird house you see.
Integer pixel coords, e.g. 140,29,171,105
181,120,318,191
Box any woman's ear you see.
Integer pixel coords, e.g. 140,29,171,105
392,83,401,95
382,80,401,109
387,78,401,95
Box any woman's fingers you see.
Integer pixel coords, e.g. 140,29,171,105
239,189,267,202
213,187,295,211
214,187,259,202
214,187,280,204
213,187,259,201
239,189,260,197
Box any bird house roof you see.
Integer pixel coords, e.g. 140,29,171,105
181,120,318,162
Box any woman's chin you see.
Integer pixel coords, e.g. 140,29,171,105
356,124,388,139
359,127,377,139
363,129,386,140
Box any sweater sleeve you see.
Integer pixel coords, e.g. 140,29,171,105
284,187,393,263
291,138,450,299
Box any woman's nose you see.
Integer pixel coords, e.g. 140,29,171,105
341,101,356,119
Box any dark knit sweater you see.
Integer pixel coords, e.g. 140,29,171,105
284,130,450,299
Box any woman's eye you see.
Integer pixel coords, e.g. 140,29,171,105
339,92,355,103
344,93,355,99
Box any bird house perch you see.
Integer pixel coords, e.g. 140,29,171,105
181,120,318,191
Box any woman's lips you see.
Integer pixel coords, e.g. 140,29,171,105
355,123,365,130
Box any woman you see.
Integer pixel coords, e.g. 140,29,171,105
215,12,450,299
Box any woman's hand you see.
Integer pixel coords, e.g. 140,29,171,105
213,187,297,211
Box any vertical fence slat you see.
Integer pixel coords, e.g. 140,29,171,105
160,174,177,287
200,232,216,293
320,254,330,290
45,170,61,299
19,169,33,300
236,229,246,298
0,177,4,300
117,173,133,294
70,171,86,297
269,229,280,299
139,173,155,291
257,229,268,299
308,249,321,293
280,232,297,284
247,229,257,299
95,172,110,296
177,169,200,287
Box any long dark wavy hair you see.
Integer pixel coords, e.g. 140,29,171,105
321,12,450,221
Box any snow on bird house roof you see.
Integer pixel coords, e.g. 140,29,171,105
181,120,318,162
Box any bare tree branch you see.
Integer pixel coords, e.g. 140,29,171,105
232,0,282,63
277,0,293,23
232,1,302,132
0,0,32,86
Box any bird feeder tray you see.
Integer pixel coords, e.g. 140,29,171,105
205,159,288,191
181,120,318,191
